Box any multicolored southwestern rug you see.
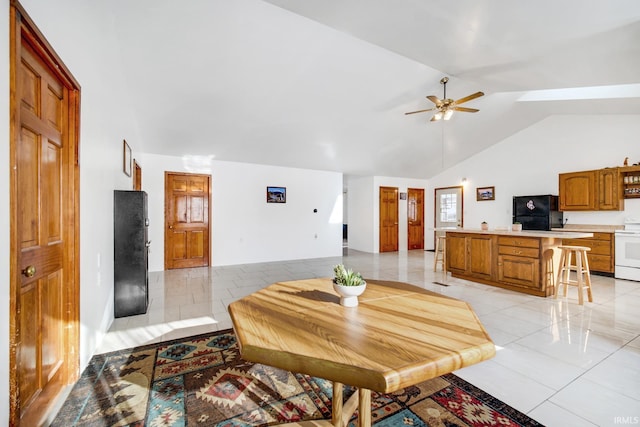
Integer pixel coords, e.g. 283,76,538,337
52,329,543,427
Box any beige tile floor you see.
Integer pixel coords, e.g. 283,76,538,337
98,249,640,427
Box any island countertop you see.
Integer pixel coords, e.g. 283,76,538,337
551,224,623,233
446,229,593,239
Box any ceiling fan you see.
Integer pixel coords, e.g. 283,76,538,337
405,77,484,122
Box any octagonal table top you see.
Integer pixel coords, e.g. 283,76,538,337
228,278,495,394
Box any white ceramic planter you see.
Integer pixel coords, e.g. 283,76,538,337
333,282,366,307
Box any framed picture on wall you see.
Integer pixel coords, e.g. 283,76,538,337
476,186,495,201
267,186,286,203
123,140,132,177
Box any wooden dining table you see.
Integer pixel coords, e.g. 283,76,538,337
228,278,495,427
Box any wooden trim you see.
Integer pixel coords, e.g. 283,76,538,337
9,5,20,424
9,2,81,424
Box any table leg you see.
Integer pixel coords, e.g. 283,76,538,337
332,382,343,427
358,388,371,427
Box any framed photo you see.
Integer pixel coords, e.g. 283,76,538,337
476,186,495,201
123,140,132,177
267,186,286,203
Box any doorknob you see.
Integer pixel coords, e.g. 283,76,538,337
22,265,36,278
169,225,173,229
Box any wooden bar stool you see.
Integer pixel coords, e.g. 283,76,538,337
434,235,447,272
555,245,593,305
543,249,555,293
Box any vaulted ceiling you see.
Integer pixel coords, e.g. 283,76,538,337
111,0,640,178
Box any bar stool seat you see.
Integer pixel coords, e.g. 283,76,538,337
434,235,447,272
555,245,593,305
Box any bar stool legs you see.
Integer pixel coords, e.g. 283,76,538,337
434,235,447,273
555,245,593,305
543,249,555,294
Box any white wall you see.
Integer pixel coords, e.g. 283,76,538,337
1,0,10,422
346,176,375,252
346,175,428,253
139,153,344,270
426,115,640,249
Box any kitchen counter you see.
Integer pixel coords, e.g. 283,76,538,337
445,229,593,297
452,228,593,239
551,224,623,233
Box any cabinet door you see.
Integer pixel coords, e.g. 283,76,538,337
468,236,494,279
559,170,596,211
598,168,622,210
498,255,540,289
446,234,467,274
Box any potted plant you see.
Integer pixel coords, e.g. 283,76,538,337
512,222,523,232
332,264,366,307
480,221,489,231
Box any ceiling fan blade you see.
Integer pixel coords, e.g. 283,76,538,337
405,108,436,115
454,91,484,105
426,95,443,107
453,107,480,113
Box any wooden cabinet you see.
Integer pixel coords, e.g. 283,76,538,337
497,237,541,291
598,168,623,210
559,168,623,211
559,170,596,211
562,232,614,274
446,233,494,280
446,231,566,297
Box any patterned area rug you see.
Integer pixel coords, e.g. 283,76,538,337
52,329,543,426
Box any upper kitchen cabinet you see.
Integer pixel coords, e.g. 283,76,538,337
559,170,596,211
598,168,623,210
559,168,623,211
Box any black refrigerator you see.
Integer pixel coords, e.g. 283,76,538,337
512,195,563,231
114,190,150,317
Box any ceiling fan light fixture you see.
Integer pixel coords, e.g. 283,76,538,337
405,77,484,122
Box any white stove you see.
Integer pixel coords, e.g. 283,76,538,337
615,218,640,281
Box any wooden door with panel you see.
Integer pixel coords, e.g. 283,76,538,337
407,188,424,250
11,6,81,424
379,186,399,252
164,172,211,269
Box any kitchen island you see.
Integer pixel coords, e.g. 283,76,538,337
446,229,593,296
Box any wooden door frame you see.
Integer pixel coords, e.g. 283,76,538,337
9,1,81,424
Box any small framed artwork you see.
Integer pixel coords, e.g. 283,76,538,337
123,140,132,177
399,192,407,200
267,186,286,203
476,186,495,201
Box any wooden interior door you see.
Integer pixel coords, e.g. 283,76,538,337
379,186,399,252
10,2,81,425
165,172,211,269
133,160,142,190
407,188,424,250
